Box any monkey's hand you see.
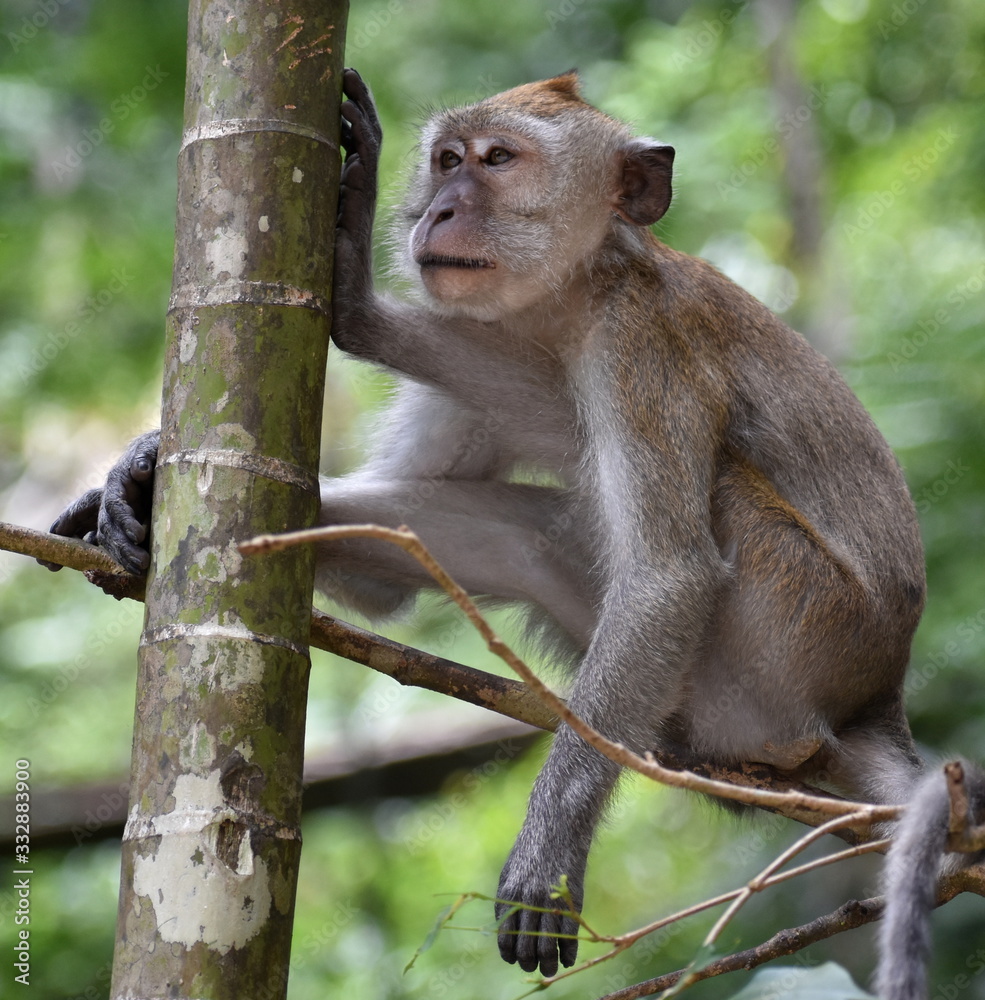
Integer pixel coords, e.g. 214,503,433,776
333,68,383,346
495,839,584,978
41,430,160,576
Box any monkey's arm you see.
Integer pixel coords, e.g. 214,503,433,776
332,69,528,385
495,571,721,976
43,429,159,576
333,70,433,363
320,474,595,643
496,384,725,977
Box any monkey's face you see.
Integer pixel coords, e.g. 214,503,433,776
405,131,556,316
399,101,674,322
402,118,622,320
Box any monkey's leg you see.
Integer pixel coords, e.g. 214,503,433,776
318,478,597,645
689,457,922,799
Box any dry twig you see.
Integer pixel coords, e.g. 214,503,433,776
596,895,886,1000
8,516,985,993
241,523,895,824
0,521,130,577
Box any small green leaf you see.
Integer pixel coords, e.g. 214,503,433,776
549,873,571,904
404,894,470,973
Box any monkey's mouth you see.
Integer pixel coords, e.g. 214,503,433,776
418,254,495,270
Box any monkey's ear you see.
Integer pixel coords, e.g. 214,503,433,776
614,141,675,226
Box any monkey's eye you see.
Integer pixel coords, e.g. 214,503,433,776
439,150,461,169
486,147,514,165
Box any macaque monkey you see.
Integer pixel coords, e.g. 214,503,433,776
49,70,961,984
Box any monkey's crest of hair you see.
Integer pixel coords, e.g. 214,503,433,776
428,71,624,144
483,71,586,116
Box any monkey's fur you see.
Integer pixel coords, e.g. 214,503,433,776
46,71,977,990
876,761,985,1000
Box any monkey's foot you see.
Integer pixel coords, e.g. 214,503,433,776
759,736,824,770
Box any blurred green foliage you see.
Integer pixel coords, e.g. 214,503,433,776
1,0,984,997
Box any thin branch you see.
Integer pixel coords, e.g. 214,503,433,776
11,518,985,879
309,607,558,731
944,760,985,852
533,834,890,989
947,760,971,832
596,895,887,1000
0,520,550,728
0,516,880,832
595,865,980,1000
701,812,875,955
763,838,891,886
240,523,895,824
0,521,130,576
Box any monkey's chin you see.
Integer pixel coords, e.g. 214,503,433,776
419,264,499,310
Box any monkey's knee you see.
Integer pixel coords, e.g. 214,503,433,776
315,568,414,619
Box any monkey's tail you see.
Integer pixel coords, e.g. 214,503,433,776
874,759,985,1000
874,765,948,1000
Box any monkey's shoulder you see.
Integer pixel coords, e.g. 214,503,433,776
603,239,826,375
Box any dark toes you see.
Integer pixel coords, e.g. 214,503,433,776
496,904,519,964
119,545,150,575
99,529,150,575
